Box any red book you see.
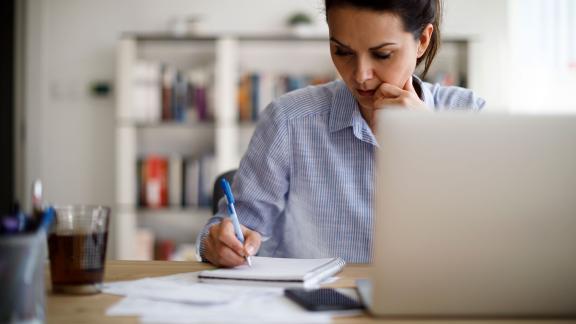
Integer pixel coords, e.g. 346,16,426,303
144,156,168,208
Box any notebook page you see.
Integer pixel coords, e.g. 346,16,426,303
201,256,341,281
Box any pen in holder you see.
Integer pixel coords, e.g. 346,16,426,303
0,207,55,323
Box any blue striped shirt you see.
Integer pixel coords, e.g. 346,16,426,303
197,76,485,263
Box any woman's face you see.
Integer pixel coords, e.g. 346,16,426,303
327,6,429,110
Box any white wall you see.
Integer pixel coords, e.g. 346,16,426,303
507,0,576,113
443,0,511,109
23,0,326,208
22,0,511,245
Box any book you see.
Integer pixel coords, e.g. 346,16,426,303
198,256,346,288
168,155,183,207
132,61,161,123
188,69,211,122
184,158,200,206
172,70,187,122
161,65,174,121
198,154,216,207
143,156,168,208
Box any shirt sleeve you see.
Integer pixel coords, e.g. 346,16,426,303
429,83,486,111
474,96,487,110
196,101,290,262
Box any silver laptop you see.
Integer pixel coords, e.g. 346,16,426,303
358,111,576,317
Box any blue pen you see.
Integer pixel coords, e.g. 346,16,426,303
220,178,252,267
16,211,27,232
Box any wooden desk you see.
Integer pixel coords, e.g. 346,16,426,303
46,261,574,324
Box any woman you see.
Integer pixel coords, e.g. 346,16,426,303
197,0,485,267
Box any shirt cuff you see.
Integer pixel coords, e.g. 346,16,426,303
195,218,223,262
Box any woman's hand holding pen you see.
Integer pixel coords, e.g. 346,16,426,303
370,76,428,129
203,218,261,268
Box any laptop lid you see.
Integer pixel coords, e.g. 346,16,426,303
369,111,576,317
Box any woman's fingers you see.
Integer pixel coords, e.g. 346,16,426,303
243,228,262,256
217,219,245,255
204,219,262,267
375,82,405,100
206,238,246,267
376,77,415,99
373,97,409,109
373,79,426,111
204,219,245,267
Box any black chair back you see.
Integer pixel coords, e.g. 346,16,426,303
212,170,237,215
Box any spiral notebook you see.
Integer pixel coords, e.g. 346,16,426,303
198,256,346,288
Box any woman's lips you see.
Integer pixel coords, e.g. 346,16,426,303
357,89,376,97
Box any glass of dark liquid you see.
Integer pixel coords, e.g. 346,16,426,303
48,205,110,294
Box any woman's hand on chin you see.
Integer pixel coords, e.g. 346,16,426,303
373,77,428,110
369,77,428,130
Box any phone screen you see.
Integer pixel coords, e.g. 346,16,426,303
284,288,365,311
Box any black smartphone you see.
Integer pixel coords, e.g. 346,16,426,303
284,288,365,311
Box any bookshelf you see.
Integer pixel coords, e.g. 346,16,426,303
115,34,335,260
115,33,472,260
418,38,470,87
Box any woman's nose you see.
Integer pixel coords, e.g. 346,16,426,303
354,58,374,84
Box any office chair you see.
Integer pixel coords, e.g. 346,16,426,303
211,169,237,215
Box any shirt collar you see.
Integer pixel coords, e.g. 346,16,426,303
413,75,435,108
329,80,360,133
328,81,378,145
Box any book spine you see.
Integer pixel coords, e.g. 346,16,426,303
200,154,216,207
144,155,168,208
238,75,250,122
187,69,212,123
184,158,200,207
251,73,260,121
148,63,161,122
161,65,173,121
132,61,161,123
168,155,183,207
174,70,188,122
137,158,144,207
196,85,207,122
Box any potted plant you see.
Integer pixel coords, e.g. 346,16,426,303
287,12,315,36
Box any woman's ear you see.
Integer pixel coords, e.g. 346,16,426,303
417,23,434,58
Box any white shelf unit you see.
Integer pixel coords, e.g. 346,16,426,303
417,37,471,87
114,34,334,260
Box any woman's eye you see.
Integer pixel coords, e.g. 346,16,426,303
334,48,353,57
373,52,392,60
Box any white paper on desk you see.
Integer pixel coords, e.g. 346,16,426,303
108,296,331,323
103,272,279,305
104,271,332,323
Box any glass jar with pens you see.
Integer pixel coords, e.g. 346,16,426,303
0,180,112,323
0,202,55,323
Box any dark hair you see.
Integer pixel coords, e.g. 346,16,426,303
325,0,442,77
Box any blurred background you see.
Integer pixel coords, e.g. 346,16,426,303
1,0,575,260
